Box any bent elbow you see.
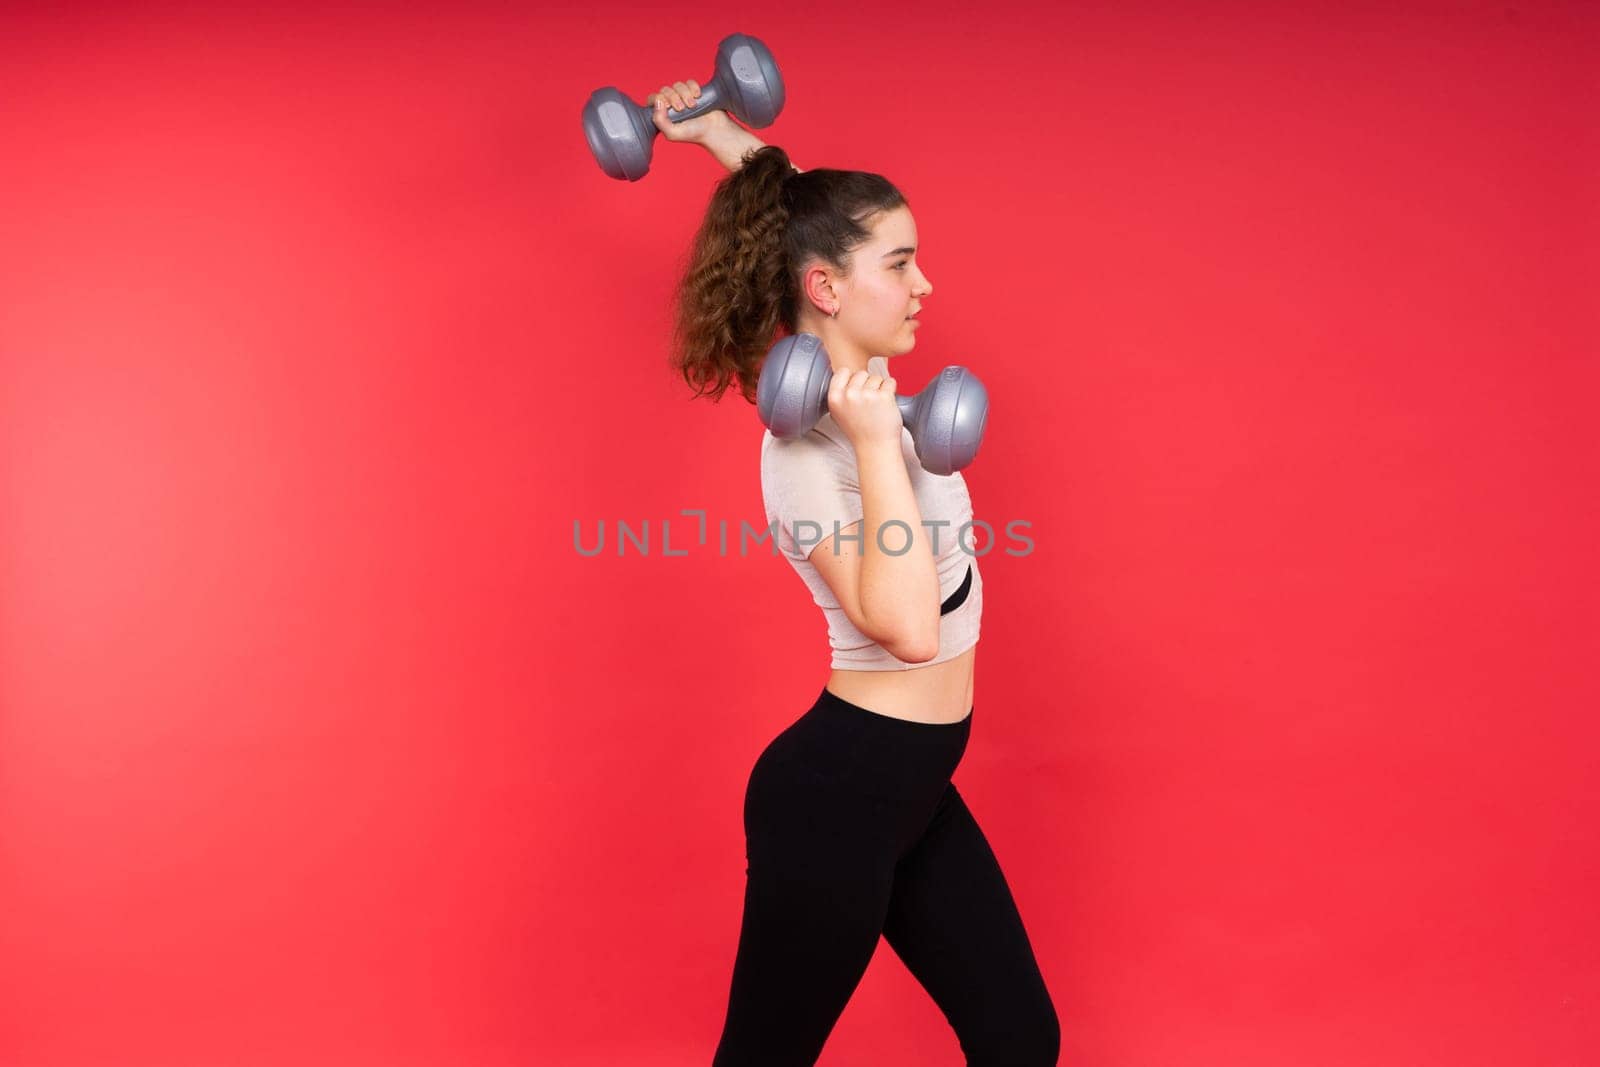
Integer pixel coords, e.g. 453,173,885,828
859,594,941,663
886,625,941,664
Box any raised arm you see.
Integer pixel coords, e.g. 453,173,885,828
702,119,766,172
649,79,802,174
697,115,801,174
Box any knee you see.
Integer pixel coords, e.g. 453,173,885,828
1036,1001,1063,1064
1016,1002,1062,1066
965,998,1060,1066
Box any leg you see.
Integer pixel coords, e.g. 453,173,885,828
881,782,1061,1066
712,752,899,1066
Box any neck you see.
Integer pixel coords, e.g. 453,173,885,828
795,317,883,375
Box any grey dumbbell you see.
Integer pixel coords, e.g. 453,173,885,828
581,32,785,182
757,333,990,475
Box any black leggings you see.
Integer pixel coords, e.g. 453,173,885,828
712,686,1060,1066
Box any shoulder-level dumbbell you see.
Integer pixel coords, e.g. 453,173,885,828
756,333,990,475
581,32,785,182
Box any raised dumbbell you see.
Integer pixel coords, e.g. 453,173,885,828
757,333,990,476
581,32,785,182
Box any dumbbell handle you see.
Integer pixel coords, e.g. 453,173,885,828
816,386,919,429
589,81,730,147
653,81,728,123
820,366,977,429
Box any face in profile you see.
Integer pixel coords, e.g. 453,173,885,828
840,205,934,358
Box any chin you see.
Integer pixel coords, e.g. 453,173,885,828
880,332,914,353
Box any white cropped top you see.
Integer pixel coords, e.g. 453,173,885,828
760,356,983,670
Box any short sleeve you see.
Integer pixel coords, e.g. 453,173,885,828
761,431,864,562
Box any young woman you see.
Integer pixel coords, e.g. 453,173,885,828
648,80,1061,1066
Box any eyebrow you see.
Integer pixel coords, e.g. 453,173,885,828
881,246,916,258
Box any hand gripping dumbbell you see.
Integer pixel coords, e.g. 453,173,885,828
757,333,990,476
581,32,786,182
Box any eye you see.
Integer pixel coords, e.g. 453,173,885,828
893,260,910,270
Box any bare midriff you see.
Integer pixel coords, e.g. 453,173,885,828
824,644,976,725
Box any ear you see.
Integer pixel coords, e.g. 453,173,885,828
801,264,838,315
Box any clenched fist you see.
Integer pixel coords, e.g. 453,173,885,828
646,79,730,144
828,370,903,451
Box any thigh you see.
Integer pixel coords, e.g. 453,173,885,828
881,782,1060,1061
713,750,899,1066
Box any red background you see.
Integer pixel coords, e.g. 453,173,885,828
2,3,1596,1065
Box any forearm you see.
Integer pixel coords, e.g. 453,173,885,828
853,440,941,660
699,119,774,173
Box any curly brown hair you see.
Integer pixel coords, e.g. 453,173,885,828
668,144,907,404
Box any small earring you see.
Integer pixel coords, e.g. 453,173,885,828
830,306,839,319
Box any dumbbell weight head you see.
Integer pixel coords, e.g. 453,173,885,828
909,365,990,475
582,32,785,182
757,333,990,476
